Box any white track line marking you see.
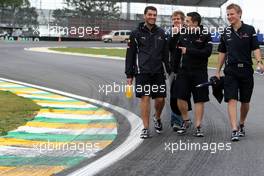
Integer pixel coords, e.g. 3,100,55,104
12,126,117,135
34,103,96,109
24,47,125,60
35,113,115,120
0,146,97,157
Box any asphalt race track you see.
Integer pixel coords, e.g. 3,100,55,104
1,41,264,176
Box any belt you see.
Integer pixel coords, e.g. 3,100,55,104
237,63,245,68
228,63,251,68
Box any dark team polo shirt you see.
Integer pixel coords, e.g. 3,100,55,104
218,22,260,66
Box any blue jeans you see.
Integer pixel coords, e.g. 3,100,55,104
170,112,183,127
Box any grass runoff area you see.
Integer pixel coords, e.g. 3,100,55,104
50,47,125,58
0,91,41,136
49,47,259,69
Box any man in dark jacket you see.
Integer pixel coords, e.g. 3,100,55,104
168,10,192,132
169,11,185,74
125,6,171,139
175,12,213,137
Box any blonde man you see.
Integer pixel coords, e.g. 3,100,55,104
216,4,264,141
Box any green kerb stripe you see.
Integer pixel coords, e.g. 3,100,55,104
3,132,117,142
34,117,116,124
40,107,99,111
0,156,85,167
29,97,79,102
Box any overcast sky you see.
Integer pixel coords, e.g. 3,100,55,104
29,0,264,32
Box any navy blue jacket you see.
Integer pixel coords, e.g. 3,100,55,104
125,22,171,78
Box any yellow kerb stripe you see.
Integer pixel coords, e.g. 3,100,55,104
25,121,117,129
1,166,65,176
32,100,88,105
0,138,113,148
38,109,110,115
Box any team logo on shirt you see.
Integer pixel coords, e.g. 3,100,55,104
195,38,203,43
241,33,249,38
157,36,163,40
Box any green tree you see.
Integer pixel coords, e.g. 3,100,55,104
14,6,38,28
52,0,121,23
0,0,38,27
52,8,72,26
0,0,26,8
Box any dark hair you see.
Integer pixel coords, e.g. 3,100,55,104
187,12,201,26
144,6,157,15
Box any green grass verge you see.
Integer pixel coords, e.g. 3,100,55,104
49,47,258,69
0,91,41,136
49,47,126,58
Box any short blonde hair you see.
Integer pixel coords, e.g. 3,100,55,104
172,11,185,21
226,3,242,14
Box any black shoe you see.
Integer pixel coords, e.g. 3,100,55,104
231,130,239,142
238,124,245,137
153,117,163,134
177,119,192,134
172,122,181,132
140,128,151,139
193,126,204,137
